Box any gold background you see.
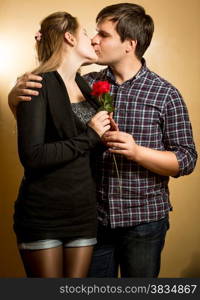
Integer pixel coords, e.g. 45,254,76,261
0,0,199,277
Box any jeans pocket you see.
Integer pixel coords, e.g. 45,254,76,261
132,217,169,239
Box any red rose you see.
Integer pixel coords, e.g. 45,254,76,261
91,81,110,97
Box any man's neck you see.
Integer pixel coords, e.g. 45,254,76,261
109,58,142,85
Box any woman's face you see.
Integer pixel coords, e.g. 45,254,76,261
74,25,98,64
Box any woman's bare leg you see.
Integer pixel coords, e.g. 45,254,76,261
63,246,93,278
20,246,63,278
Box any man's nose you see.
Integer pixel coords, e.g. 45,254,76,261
91,34,100,46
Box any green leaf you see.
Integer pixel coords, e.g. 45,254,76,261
104,105,114,112
103,94,114,112
96,93,114,113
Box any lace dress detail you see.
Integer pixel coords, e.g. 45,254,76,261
71,101,96,125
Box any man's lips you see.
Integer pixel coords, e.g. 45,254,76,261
94,49,100,55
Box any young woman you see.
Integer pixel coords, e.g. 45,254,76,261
14,11,111,278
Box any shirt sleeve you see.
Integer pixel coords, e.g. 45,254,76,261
163,89,198,177
16,86,101,170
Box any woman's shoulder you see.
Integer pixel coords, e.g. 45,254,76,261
36,71,60,91
38,71,55,81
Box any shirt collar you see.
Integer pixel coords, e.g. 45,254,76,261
105,58,147,85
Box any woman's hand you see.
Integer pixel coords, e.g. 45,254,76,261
88,111,111,138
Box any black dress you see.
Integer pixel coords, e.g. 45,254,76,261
14,71,101,242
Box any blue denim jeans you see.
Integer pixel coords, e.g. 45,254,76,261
88,217,169,277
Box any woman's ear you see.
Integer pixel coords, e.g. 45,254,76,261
64,32,76,46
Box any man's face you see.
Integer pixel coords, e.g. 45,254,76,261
91,18,129,66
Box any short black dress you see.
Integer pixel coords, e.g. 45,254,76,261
14,71,101,242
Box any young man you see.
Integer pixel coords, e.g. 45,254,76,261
8,3,197,277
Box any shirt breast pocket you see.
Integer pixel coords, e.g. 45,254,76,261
117,100,164,149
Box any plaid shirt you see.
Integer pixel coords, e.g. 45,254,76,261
84,61,197,228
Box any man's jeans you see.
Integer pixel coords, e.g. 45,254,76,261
88,217,169,277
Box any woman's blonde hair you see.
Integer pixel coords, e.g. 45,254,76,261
33,11,78,74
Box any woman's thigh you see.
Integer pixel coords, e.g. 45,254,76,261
63,246,94,278
20,244,63,278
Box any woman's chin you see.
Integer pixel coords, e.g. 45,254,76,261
82,57,98,66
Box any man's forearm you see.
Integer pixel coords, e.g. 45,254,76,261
134,145,179,176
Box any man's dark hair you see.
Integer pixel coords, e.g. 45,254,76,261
96,3,154,59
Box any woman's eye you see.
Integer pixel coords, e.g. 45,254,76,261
83,30,88,36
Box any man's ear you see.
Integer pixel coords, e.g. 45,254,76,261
125,39,137,53
64,32,76,46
